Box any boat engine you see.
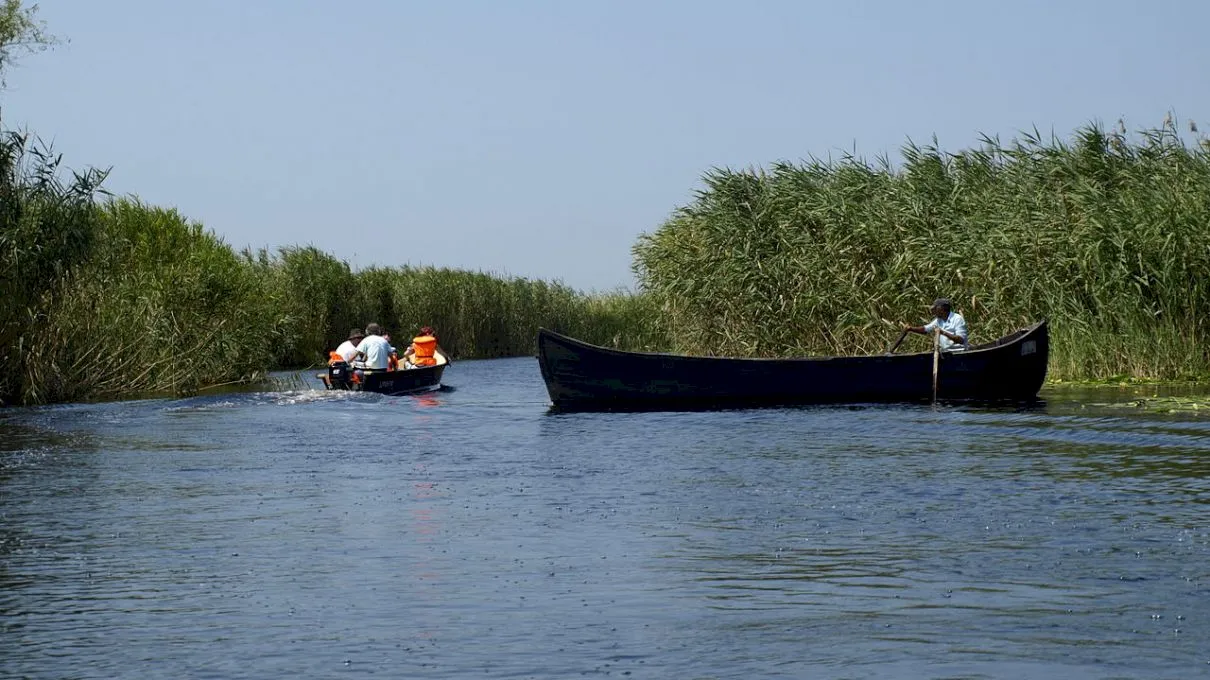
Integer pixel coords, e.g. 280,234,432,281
327,360,354,390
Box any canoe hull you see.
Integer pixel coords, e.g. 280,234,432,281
537,322,1048,411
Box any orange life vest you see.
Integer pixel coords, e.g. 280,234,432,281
388,352,400,371
411,335,438,366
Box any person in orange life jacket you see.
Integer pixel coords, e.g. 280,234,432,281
350,323,394,378
403,326,443,367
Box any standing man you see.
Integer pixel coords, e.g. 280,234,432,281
904,298,968,351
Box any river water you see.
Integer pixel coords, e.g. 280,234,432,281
1,357,1208,679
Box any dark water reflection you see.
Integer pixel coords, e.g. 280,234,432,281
2,358,1208,679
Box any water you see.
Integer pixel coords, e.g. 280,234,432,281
2,358,1208,679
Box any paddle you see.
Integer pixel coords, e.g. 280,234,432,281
932,328,941,402
886,328,909,355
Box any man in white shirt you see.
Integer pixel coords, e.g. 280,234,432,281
352,323,394,372
904,298,968,351
332,329,364,364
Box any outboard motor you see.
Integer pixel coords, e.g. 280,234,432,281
327,360,354,390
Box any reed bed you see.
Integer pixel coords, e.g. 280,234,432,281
633,119,1210,381
19,199,282,404
0,125,108,404
1,190,661,404
2,4,661,405
9,114,1210,404
262,252,666,367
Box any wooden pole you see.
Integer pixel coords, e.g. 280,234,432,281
932,328,941,402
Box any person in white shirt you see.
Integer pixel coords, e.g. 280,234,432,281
904,298,968,351
332,329,364,364
351,323,394,372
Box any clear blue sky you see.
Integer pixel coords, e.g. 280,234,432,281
4,0,1206,292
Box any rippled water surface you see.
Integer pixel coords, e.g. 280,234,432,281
2,358,1209,679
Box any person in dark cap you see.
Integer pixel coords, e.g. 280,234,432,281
903,298,968,351
331,328,365,364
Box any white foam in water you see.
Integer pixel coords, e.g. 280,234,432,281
159,387,367,412
163,399,240,412
271,389,362,406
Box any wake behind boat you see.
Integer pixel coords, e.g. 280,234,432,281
537,321,1048,412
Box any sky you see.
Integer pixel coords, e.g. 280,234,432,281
3,0,1207,292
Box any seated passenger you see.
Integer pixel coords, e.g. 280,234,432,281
384,333,401,371
351,323,394,376
403,326,443,367
330,329,365,365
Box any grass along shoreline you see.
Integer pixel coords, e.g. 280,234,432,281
6,6,1210,404
633,118,1210,383
8,118,1210,405
2,124,666,405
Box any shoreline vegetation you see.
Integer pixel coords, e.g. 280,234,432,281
5,117,1210,406
4,6,1210,406
0,135,669,405
633,117,1210,386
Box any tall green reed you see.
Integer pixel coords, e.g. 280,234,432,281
339,266,664,362
634,119,1210,380
20,199,283,403
0,125,107,404
0,0,663,405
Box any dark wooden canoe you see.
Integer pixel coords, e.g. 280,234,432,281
319,350,449,396
537,321,1048,411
